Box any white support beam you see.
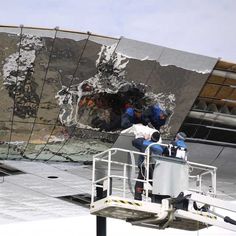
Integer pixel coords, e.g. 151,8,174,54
187,192,236,213
175,209,236,232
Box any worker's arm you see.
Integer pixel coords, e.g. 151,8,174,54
132,138,145,152
121,113,133,129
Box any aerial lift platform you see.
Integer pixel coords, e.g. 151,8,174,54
90,144,236,232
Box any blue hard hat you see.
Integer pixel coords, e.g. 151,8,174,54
126,108,134,116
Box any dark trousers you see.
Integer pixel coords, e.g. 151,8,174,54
132,137,164,200
132,138,146,166
134,164,154,200
132,138,154,200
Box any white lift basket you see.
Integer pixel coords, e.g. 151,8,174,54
90,145,236,232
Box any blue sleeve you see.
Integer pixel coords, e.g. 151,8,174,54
132,138,145,152
143,140,163,155
176,140,187,149
153,105,162,117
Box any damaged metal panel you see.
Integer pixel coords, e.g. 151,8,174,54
0,26,218,161
117,37,218,136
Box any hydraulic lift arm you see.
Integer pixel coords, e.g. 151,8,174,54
172,192,236,232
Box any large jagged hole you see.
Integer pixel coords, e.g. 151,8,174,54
77,87,147,132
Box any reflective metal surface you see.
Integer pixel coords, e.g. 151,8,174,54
0,26,235,226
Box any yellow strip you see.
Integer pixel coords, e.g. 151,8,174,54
105,199,142,207
196,211,217,220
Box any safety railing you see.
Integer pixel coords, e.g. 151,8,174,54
188,161,217,196
91,145,217,204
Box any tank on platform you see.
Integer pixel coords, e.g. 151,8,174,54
152,156,189,197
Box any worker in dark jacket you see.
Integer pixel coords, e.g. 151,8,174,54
142,104,171,130
91,110,121,131
121,107,143,129
132,131,163,200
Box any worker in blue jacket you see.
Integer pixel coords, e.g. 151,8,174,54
121,107,143,129
163,132,188,159
142,104,171,130
173,132,187,149
132,131,163,201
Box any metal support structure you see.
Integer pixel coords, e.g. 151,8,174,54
212,69,236,80
96,186,106,236
97,216,106,236
89,147,236,232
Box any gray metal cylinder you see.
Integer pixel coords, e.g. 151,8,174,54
152,157,189,197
